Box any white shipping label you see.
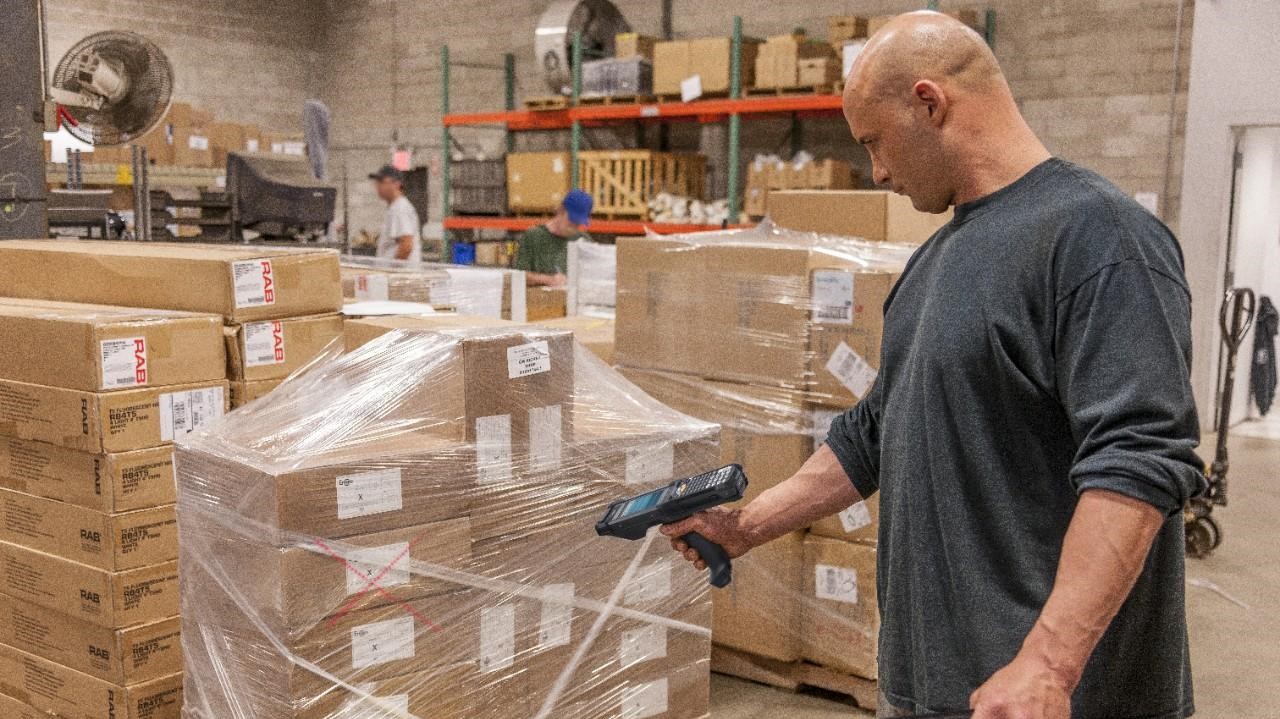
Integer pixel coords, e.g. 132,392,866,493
528,405,563,472
159,387,225,441
354,274,390,301
622,678,669,719
475,415,513,484
282,141,306,156
552,156,565,173
243,321,286,367
825,341,878,399
345,542,411,596
538,583,576,649
812,270,855,325
619,625,666,669
815,564,859,604
335,468,404,520
188,134,209,150
507,340,551,379
99,337,148,389
624,559,672,605
680,74,703,103
479,605,516,674
245,138,260,152
339,690,410,718
230,259,277,308
838,502,873,533
350,616,415,670
625,442,674,486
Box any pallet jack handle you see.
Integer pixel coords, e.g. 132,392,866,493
1210,286,1257,504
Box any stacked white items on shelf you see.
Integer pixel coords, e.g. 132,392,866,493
340,256,531,322
0,298,232,719
0,240,347,409
614,223,910,683
176,322,720,719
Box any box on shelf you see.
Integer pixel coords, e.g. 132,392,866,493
828,15,869,45
0,594,181,685
208,121,245,167
0,643,182,719
799,56,841,87
653,37,761,96
0,240,343,322
0,439,175,514
767,189,951,243
507,152,571,213
0,298,224,392
533,315,614,365
526,287,567,322
0,488,177,571
801,535,878,679
223,313,344,382
806,158,856,189
755,35,835,89
167,102,214,168
616,32,657,61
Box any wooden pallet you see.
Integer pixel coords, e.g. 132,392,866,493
523,95,569,110
653,91,730,103
746,82,842,97
711,645,879,711
578,93,658,106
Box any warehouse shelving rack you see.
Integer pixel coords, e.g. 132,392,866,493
440,9,994,240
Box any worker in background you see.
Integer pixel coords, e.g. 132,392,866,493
662,12,1202,719
514,189,593,286
369,164,421,262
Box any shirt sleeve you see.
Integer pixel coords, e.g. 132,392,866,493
1056,259,1206,516
388,203,419,240
823,377,883,501
512,231,535,271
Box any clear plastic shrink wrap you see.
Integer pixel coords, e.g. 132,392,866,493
340,256,526,321
175,324,719,719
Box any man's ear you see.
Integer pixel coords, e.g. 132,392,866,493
912,80,948,126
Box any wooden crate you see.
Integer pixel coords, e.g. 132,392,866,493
578,150,706,218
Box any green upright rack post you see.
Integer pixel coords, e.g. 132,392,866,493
726,16,743,222
571,31,583,190
504,52,516,154
442,44,452,260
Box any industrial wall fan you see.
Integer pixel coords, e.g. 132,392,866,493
50,30,172,146
536,0,630,95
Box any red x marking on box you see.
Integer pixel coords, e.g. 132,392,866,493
311,535,441,631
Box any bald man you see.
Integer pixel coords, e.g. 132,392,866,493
662,12,1202,719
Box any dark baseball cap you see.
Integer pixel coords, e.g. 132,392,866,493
368,164,404,182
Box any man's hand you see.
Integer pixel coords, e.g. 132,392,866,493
659,508,760,570
969,652,1072,719
548,272,568,287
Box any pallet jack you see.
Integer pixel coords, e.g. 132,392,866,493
1186,286,1257,558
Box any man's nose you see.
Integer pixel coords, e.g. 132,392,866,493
871,158,890,186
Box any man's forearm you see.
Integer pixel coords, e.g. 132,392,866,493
1019,489,1164,689
395,235,414,260
739,444,863,545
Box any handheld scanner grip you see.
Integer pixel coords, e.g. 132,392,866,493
681,531,731,587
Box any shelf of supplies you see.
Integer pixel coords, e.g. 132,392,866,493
443,216,751,236
442,93,845,131
47,162,224,188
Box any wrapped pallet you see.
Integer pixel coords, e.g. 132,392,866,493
175,324,719,719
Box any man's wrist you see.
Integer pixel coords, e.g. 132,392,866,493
1018,619,1088,692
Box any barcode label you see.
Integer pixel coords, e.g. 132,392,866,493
350,617,415,669
159,387,224,441
619,625,667,668
340,689,410,717
538,583,575,649
188,135,209,150
335,469,403,520
815,564,859,604
507,341,551,379
528,404,563,472
838,502,873,533
812,270,855,325
231,259,276,308
475,414,512,484
624,559,672,605
99,337,147,388
479,605,516,673
243,321,286,367
825,341,878,399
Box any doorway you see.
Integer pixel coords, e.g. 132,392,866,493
1223,126,1280,439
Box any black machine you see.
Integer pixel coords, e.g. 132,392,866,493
596,464,747,587
226,152,336,243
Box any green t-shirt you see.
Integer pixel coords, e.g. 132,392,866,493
514,224,587,274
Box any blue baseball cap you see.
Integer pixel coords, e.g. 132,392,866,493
563,189,593,226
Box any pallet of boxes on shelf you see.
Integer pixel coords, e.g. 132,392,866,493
177,319,720,719
613,223,921,708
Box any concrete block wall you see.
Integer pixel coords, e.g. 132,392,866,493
45,0,323,137
312,1,1193,239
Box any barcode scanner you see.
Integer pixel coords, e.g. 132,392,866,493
596,464,748,587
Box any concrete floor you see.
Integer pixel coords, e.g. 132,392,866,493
710,434,1280,717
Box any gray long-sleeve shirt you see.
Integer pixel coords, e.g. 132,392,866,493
826,158,1205,718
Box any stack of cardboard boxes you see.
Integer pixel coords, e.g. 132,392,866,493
754,32,840,90
0,298,231,718
743,155,857,218
88,101,300,168
653,36,761,98
614,224,922,681
178,319,718,718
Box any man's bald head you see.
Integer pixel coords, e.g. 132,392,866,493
847,11,1007,105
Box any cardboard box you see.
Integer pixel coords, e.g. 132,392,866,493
828,15,869,45
172,126,212,167
507,152,571,213
0,594,181,684
291,662,475,719
0,378,229,453
341,265,452,304
241,124,263,154
207,121,244,167
0,298,224,392
0,540,179,627
806,158,856,189
653,38,760,95
755,36,834,89
810,493,879,544
652,40,691,96
801,535,878,678
343,313,517,352
0,439,175,513
526,287,567,322
767,189,951,243
743,185,768,217
0,643,182,719
137,121,173,165
867,14,895,37
224,313,344,382
798,56,841,87
0,488,177,570
712,531,804,661
532,316,614,365
0,240,344,322
616,32,657,61
229,378,283,408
